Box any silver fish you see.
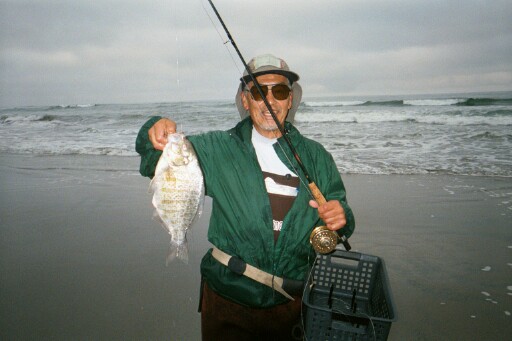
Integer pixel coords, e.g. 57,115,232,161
150,133,204,264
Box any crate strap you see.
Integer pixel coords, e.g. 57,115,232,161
211,247,294,300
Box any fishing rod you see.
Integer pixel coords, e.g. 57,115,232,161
207,0,351,252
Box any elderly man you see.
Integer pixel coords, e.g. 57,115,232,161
136,54,355,340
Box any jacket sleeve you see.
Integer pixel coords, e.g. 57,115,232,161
338,195,355,239
135,116,163,178
322,152,356,239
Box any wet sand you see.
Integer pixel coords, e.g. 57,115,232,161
1,154,511,340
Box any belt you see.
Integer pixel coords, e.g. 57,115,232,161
211,247,303,301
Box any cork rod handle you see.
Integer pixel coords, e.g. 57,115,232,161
308,182,352,251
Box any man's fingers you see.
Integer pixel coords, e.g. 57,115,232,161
309,200,319,209
149,126,166,150
325,216,346,231
149,118,177,150
310,200,346,231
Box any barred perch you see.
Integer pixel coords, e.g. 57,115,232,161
150,133,204,264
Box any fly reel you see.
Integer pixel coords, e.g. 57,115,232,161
310,226,338,254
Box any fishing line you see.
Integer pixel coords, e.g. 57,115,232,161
176,34,182,116
200,0,244,78
300,253,320,340
172,0,183,120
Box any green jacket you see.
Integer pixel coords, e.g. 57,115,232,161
136,116,355,308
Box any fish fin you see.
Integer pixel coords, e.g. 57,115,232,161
148,177,156,194
165,243,177,266
166,240,189,265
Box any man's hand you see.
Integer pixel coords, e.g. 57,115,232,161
148,118,177,151
309,199,346,231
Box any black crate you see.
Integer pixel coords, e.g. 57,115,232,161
303,249,396,340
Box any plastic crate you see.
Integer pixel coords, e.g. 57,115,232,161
303,249,396,341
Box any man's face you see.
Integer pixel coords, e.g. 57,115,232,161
241,74,293,139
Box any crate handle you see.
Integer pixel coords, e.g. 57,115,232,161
328,250,363,269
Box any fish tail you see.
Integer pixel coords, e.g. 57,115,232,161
166,239,189,265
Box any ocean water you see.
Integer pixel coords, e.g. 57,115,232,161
1,91,511,176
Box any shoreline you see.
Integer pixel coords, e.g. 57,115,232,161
1,153,511,340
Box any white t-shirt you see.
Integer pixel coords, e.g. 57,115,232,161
251,127,298,196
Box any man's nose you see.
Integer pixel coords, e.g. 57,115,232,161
265,88,276,103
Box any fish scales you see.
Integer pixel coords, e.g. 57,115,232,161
150,133,204,264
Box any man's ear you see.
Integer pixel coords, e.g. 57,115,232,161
241,91,250,110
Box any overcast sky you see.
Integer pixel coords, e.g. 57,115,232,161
1,0,511,107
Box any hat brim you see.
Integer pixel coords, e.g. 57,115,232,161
235,82,302,124
240,69,300,87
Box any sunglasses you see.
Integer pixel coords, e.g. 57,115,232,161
247,83,291,101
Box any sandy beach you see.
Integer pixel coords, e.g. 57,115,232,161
1,153,511,340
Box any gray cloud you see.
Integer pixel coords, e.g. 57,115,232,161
1,0,511,107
